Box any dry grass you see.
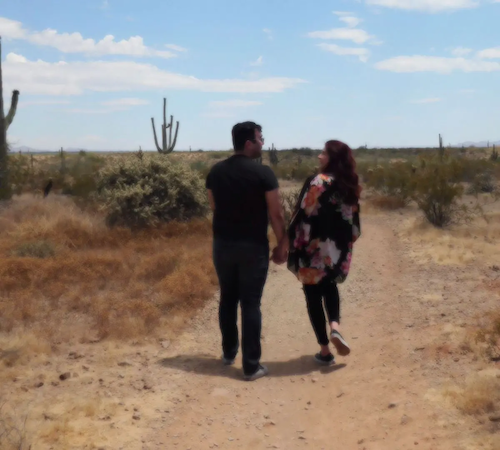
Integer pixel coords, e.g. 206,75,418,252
0,194,218,342
367,194,407,210
0,400,31,450
445,370,500,417
0,194,219,449
399,204,500,266
470,311,500,362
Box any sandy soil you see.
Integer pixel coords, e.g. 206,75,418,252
2,206,499,450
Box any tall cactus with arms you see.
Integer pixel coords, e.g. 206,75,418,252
151,97,179,154
0,36,20,200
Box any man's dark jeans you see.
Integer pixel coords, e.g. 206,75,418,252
213,239,269,376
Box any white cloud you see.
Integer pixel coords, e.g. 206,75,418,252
308,14,376,45
451,47,473,56
19,99,71,107
340,16,363,27
308,28,374,44
317,43,370,62
66,108,117,114
411,97,442,104
375,55,500,73
208,100,263,108
366,0,479,12
333,11,354,16
477,47,500,59
250,56,263,66
100,0,110,10
165,44,187,52
263,28,273,40
204,99,263,118
2,53,305,95
101,98,149,106
0,16,178,58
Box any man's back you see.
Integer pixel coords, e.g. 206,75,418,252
206,154,279,245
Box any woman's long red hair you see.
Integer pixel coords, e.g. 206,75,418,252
322,140,361,205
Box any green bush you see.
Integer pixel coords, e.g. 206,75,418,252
189,160,211,179
466,171,498,195
411,157,480,228
365,161,416,207
96,154,209,228
273,162,316,182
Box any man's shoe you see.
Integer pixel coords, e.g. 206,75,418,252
244,365,268,381
222,355,235,366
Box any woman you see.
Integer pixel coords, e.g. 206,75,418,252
287,140,361,366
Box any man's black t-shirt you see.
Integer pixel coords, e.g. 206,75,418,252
206,154,279,245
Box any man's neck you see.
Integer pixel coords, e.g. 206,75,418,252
234,150,253,158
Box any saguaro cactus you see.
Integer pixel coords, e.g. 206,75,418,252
438,133,444,161
0,37,20,200
59,147,66,175
269,143,279,166
151,97,179,154
491,144,498,162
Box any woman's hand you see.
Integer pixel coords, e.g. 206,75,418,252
271,239,289,265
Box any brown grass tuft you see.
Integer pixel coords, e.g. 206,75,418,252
400,208,500,266
473,311,500,361
446,373,500,416
0,195,218,342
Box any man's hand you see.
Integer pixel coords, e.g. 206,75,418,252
271,240,288,265
265,188,288,264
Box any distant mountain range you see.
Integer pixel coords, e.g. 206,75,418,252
456,140,500,147
10,141,500,153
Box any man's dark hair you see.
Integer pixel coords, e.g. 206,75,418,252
231,121,262,152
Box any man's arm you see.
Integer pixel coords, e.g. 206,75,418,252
266,189,288,263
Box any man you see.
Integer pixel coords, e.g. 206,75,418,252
205,121,288,381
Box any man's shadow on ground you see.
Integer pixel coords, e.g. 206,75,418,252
158,354,346,380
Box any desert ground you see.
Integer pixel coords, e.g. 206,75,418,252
0,149,499,450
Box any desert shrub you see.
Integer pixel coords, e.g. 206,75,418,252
411,157,480,228
365,162,416,207
281,188,302,224
209,152,230,160
8,154,34,195
7,152,106,200
96,154,208,228
466,171,498,195
291,163,316,181
13,240,55,258
356,161,371,183
450,157,497,184
475,312,500,361
273,162,315,182
189,160,211,179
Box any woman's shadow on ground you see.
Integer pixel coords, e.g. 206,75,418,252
158,354,346,380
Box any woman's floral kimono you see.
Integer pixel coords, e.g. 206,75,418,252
287,173,361,285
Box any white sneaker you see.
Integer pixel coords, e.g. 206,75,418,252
330,330,351,356
244,365,268,381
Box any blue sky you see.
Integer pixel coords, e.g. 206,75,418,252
1,0,499,151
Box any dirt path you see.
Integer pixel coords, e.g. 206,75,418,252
144,215,472,450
